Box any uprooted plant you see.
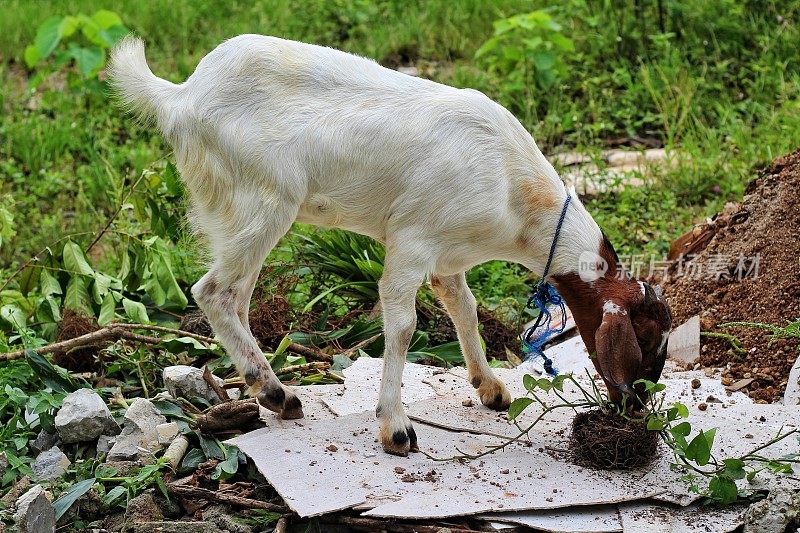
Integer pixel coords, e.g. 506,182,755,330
425,372,799,505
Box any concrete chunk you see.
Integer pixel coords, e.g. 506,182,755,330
14,484,55,533
667,315,701,365
31,446,70,481
108,398,167,462
163,365,225,404
55,388,120,443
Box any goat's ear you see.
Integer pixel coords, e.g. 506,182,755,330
594,310,642,390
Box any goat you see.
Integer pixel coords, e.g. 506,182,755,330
109,35,672,456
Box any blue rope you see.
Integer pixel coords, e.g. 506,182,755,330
521,192,572,376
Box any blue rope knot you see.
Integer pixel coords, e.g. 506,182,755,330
521,191,572,376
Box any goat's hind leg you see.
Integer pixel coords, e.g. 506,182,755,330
430,273,511,410
192,208,303,420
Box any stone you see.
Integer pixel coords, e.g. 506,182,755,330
156,422,180,446
202,505,253,533
0,453,7,481
31,447,70,481
128,522,223,533
123,493,163,525
743,487,800,533
784,352,800,406
14,485,55,533
667,316,701,365
96,435,115,456
108,398,167,462
55,389,120,443
30,431,59,454
163,365,225,404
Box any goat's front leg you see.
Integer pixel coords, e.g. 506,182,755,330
375,262,424,456
431,273,511,410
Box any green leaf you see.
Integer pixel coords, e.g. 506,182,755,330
551,373,567,392
102,485,126,506
53,478,95,520
0,304,27,330
122,298,150,324
62,241,94,276
98,293,117,326
686,430,712,466
508,397,534,420
179,448,205,474
69,45,104,77
536,378,553,392
64,276,90,313
24,45,40,68
34,16,66,59
163,162,183,196
646,416,666,431
40,269,62,297
523,374,536,391
708,475,738,504
198,433,224,460
24,350,83,392
91,9,122,29
722,458,746,480
212,446,240,480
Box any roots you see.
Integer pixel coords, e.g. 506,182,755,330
569,409,658,470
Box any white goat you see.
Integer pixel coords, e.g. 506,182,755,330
109,35,671,456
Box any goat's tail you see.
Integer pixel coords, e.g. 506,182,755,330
108,36,178,128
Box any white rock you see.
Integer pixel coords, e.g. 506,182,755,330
107,398,167,462
783,352,800,406
31,447,70,481
743,487,800,533
156,422,180,446
106,400,164,461
14,484,55,533
55,389,120,443
163,365,225,404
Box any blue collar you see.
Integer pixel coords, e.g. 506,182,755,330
521,192,572,375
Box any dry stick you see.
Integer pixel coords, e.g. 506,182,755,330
84,170,147,255
0,327,161,362
322,516,485,533
166,483,289,513
202,365,231,402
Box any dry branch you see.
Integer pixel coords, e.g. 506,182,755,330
0,327,161,361
166,483,289,513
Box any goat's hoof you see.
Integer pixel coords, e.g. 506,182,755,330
257,386,304,419
280,393,305,420
379,419,418,457
477,378,511,411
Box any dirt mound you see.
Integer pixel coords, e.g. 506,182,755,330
663,149,800,402
569,410,658,469
53,309,100,372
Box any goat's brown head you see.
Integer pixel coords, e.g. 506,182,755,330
552,235,673,406
594,281,672,404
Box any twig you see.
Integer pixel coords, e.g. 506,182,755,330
339,333,382,359
203,365,231,402
284,341,333,362
277,361,330,374
0,327,161,361
84,170,147,255
166,483,289,513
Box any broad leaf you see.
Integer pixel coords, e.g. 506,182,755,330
64,276,90,313
508,397,534,420
122,298,150,324
63,241,94,276
53,478,95,520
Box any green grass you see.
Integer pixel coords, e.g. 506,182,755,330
1,0,799,301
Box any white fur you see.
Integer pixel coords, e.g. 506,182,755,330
109,35,604,451
603,301,625,315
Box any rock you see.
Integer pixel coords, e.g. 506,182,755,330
743,487,800,533
202,505,253,533
127,522,222,533
107,398,167,462
0,452,7,481
30,431,59,454
1,477,31,508
55,389,120,443
96,434,115,456
14,485,55,533
784,352,800,405
667,316,700,365
124,493,164,525
156,422,180,446
31,447,70,481
163,365,225,404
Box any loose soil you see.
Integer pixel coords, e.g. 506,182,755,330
663,149,800,403
569,409,658,470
